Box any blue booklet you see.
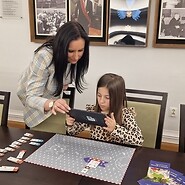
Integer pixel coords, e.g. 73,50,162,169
146,160,170,184
182,175,185,185
138,160,170,185
138,161,185,185
168,168,183,185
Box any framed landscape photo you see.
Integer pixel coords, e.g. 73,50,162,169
68,0,109,45
153,0,185,48
108,0,151,47
29,0,68,43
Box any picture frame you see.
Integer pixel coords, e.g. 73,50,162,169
29,0,109,45
68,0,109,46
153,0,185,48
108,0,151,47
28,0,68,43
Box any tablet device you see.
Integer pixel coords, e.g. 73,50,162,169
68,109,107,127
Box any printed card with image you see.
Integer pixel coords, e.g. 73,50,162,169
21,136,31,141
81,157,107,174
0,153,4,157
17,150,26,159
0,166,19,172
30,139,44,143
87,158,101,168
11,141,22,146
0,148,7,153
5,147,15,152
17,139,27,143
9,144,20,149
24,133,34,137
29,142,41,146
81,166,90,173
145,160,170,184
7,157,23,164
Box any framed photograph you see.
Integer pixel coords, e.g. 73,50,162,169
29,0,68,43
153,0,185,48
29,0,109,45
68,0,109,45
108,0,151,47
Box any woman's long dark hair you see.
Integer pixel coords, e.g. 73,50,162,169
35,21,90,96
94,73,127,125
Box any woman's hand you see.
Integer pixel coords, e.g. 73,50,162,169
51,98,71,115
66,114,75,126
103,113,116,133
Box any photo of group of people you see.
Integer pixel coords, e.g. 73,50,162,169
35,0,67,36
159,0,185,39
34,0,103,37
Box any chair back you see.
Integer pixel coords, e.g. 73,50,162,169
30,87,75,133
126,89,168,149
179,104,185,152
63,87,75,108
0,91,11,126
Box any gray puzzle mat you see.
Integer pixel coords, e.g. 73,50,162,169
25,134,135,184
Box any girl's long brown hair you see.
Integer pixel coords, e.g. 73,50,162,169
94,73,127,125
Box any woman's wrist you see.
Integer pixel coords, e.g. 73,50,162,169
44,99,56,112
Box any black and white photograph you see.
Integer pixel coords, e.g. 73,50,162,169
34,0,67,36
68,0,108,45
153,0,185,48
108,0,150,47
159,0,185,39
162,0,185,8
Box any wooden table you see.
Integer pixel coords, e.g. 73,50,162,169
0,127,185,185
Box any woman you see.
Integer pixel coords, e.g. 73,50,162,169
66,73,144,146
17,21,90,134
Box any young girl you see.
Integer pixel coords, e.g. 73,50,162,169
66,73,144,146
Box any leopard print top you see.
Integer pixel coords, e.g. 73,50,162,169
66,104,144,146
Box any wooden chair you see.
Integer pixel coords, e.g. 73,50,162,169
126,89,168,149
0,91,11,126
179,104,185,152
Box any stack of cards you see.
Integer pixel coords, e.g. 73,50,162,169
138,160,185,185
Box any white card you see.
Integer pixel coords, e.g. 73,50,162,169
29,142,41,146
7,157,23,164
24,133,34,137
87,159,100,168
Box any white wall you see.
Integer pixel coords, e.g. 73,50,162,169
0,1,184,143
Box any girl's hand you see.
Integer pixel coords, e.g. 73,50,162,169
66,114,75,126
103,113,116,133
52,98,71,115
